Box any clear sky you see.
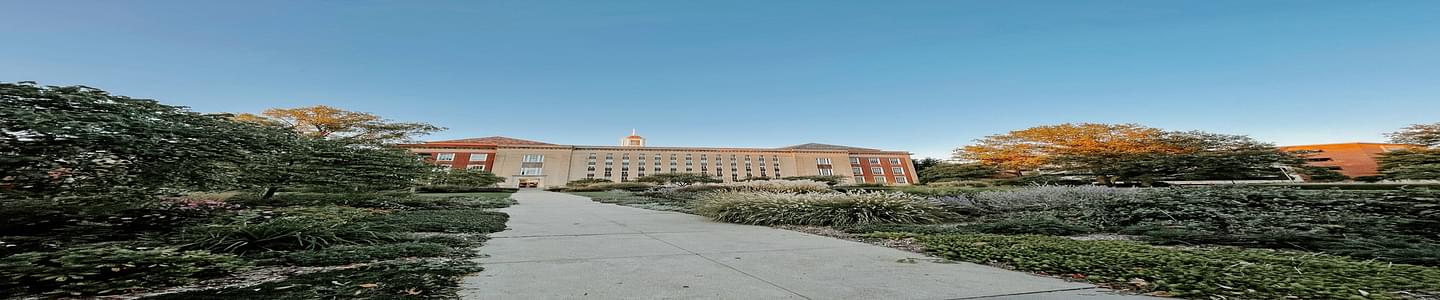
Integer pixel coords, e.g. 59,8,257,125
3,1,1438,159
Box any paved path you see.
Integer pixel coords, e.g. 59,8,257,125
460,190,1155,300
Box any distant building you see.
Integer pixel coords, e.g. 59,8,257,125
398,132,918,188
1278,143,1422,178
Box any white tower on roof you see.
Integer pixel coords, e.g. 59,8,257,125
621,129,645,147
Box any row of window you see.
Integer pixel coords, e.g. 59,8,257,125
855,176,908,184
433,153,489,162
434,164,486,171
854,167,905,175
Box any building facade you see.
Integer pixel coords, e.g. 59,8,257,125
399,134,918,188
1278,142,1421,178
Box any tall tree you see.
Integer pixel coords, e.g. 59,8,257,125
425,168,506,187
1,82,279,202
235,105,444,144
1386,122,1440,147
956,123,1182,177
910,157,944,174
234,138,432,199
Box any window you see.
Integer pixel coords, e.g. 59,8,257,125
852,167,863,174
854,176,865,183
819,168,834,176
868,158,881,164
470,153,489,161
892,167,904,175
850,157,860,164
816,158,832,165
435,153,455,161
467,165,485,171
871,167,884,174
522,154,544,162
895,176,908,184
874,176,886,183
889,158,901,165
520,167,542,175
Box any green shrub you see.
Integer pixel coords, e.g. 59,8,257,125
696,191,949,226
143,259,482,300
913,234,1440,300
176,218,403,253
226,192,415,208
566,178,614,187
256,242,455,266
778,175,845,186
399,193,515,209
409,234,487,248
362,209,509,233
0,245,247,297
413,185,518,193
563,182,655,192
964,214,1094,235
673,180,832,194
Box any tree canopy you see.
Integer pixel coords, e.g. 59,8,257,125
1378,149,1440,180
917,163,1000,183
1387,122,1440,147
235,105,443,144
424,168,506,187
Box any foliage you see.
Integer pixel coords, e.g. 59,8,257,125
177,219,402,254
911,234,1440,300
917,163,999,183
233,105,443,145
779,175,845,186
0,245,247,297
956,123,1177,175
362,209,509,233
234,138,433,200
0,82,287,201
910,157,945,174
1387,122,1440,147
566,178,613,187
635,173,722,185
413,185,519,193
422,168,505,187
227,191,513,210
143,259,482,300
572,191,695,213
672,180,832,194
695,191,950,226
1299,165,1351,182
255,242,454,266
1378,148,1440,180
559,182,656,192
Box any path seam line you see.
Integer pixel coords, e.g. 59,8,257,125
598,218,816,300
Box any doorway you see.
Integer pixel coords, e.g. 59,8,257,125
518,179,540,188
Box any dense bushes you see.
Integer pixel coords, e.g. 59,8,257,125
255,242,455,266
672,180,832,194
362,209,509,233
413,185,518,193
1,246,247,297
695,191,949,226
554,182,656,192
226,192,513,209
912,234,1440,300
143,259,483,300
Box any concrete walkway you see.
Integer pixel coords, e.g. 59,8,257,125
460,190,1155,300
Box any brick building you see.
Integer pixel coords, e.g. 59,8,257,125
1278,142,1422,178
398,132,918,188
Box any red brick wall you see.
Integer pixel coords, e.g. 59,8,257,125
1278,143,1420,178
849,153,917,184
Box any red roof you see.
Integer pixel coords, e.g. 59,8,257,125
428,136,553,145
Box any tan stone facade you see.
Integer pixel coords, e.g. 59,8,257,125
399,136,917,188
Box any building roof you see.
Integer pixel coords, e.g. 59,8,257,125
777,143,881,151
1278,142,1422,148
429,136,553,145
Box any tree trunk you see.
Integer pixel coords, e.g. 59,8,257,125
261,186,280,200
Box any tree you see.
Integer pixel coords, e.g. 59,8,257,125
911,158,944,174
635,173,721,185
235,105,443,144
1378,149,1440,180
956,123,1182,177
425,168,505,187
1387,122,1440,147
1298,166,1350,182
917,163,999,183
1,82,280,202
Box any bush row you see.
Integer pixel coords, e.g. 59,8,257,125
695,191,949,226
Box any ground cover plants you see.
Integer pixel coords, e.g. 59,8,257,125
695,191,950,226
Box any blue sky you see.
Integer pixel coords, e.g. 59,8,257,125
3,1,1438,158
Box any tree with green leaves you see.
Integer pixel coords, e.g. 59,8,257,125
911,157,944,174
1386,122,1440,147
234,105,443,145
917,163,1000,183
780,175,845,186
1378,149,1440,180
234,138,433,199
1,82,281,203
636,173,721,185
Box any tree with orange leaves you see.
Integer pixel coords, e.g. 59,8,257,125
955,123,1290,185
234,105,443,144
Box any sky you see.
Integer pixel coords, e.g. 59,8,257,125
3,1,1438,159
